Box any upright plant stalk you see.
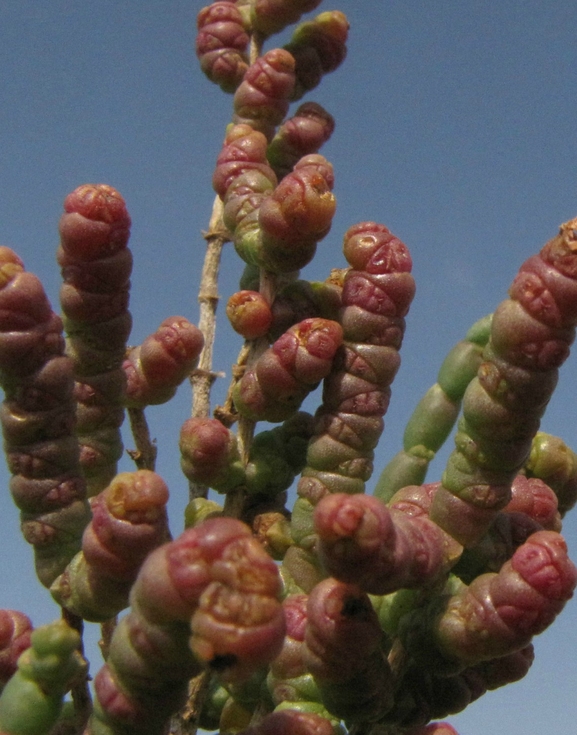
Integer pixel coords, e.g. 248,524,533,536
430,219,577,547
286,222,416,592
191,197,230,428
374,315,492,502
0,248,91,588
58,184,133,497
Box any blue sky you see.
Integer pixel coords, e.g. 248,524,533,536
1,2,576,733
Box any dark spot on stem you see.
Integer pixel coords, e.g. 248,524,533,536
209,653,238,672
341,594,369,618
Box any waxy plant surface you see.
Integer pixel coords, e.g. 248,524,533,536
0,3,576,735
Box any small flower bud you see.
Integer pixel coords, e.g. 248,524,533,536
196,2,250,93
227,290,273,340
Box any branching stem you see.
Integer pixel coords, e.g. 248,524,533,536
189,196,231,501
127,407,157,471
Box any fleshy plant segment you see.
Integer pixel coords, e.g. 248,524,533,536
0,3,576,735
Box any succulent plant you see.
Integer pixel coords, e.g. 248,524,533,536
0,4,576,735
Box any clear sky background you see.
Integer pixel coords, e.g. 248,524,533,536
1,2,576,733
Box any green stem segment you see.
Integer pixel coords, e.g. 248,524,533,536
374,315,491,502
0,620,85,735
430,219,577,546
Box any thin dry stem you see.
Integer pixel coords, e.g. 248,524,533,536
259,268,278,305
169,671,212,735
222,485,247,517
60,607,92,732
189,196,231,501
219,23,267,488
177,28,276,734
231,266,280,462
219,261,282,515
250,31,264,65
222,270,282,515
214,343,250,427
98,617,117,662
191,195,230,420
126,407,157,471
387,638,409,679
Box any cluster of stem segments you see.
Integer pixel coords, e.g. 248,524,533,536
1,3,577,735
